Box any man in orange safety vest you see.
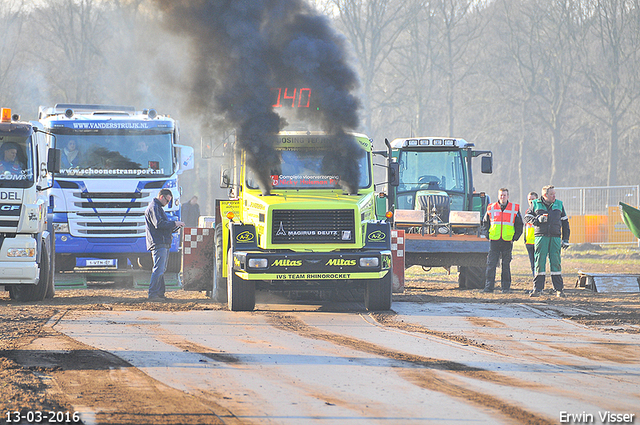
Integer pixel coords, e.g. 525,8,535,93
482,188,523,293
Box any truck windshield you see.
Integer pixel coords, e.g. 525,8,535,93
54,133,173,178
246,148,371,190
398,150,465,193
0,133,34,188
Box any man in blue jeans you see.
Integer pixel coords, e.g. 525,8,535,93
145,189,184,300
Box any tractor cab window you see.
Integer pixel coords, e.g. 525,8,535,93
396,150,466,210
397,150,465,193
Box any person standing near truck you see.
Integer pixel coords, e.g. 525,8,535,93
181,195,201,228
145,189,185,300
483,188,523,293
525,185,570,297
524,191,538,276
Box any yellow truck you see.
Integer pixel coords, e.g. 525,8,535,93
212,131,392,311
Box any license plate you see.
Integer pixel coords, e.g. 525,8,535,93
86,259,116,267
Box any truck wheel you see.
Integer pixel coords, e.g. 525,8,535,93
227,248,255,311
12,245,49,302
364,272,392,311
45,252,55,299
458,266,486,289
213,222,227,302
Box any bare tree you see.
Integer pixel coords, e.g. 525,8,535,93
0,1,27,106
578,0,640,186
33,0,111,102
327,0,412,137
387,0,443,136
495,0,585,200
436,0,489,136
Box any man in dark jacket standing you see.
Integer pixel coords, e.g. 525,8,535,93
181,195,201,228
525,185,570,297
482,188,523,293
146,189,184,300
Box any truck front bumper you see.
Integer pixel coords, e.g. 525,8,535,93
55,234,180,254
0,262,39,285
230,250,392,281
0,235,40,285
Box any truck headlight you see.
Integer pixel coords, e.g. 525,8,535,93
359,257,379,267
53,223,70,233
7,248,36,257
248,258,268,268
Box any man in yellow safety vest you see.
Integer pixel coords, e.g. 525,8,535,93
482,188,523,293
524,191,538,276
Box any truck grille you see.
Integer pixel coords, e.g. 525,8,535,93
0,204,21,230
271,209,355,244
70,191,150,237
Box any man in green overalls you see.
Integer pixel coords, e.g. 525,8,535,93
524,185,570,297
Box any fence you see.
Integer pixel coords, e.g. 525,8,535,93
554,186,639,245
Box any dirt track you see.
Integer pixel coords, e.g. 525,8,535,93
1,248,639,424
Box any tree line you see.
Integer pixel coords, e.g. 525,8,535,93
1,0,639,209
319,0,640,205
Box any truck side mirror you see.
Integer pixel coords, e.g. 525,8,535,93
47,148,61,173
388,161,400,187
176,144,194,174
481,156,493,174
220,167,230,188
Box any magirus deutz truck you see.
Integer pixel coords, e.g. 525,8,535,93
0,107,59,301
209,131,392,311
377,137,493,289
37,104,194,286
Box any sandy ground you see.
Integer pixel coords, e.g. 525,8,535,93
0,246,638,423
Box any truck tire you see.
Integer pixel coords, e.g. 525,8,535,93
213,222,227,302
458,266,486,289
364,271,392,311
46,224,56,298
45,251,55,299
12,244,49,302
227,248,255,311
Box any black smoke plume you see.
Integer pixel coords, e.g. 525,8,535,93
153,0,363,194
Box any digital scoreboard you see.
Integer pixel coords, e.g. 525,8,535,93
271,87,316,109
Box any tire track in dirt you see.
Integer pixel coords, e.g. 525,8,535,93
8,312,242,425
154,334,395,422
265,311,554,425
371,311,498,351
